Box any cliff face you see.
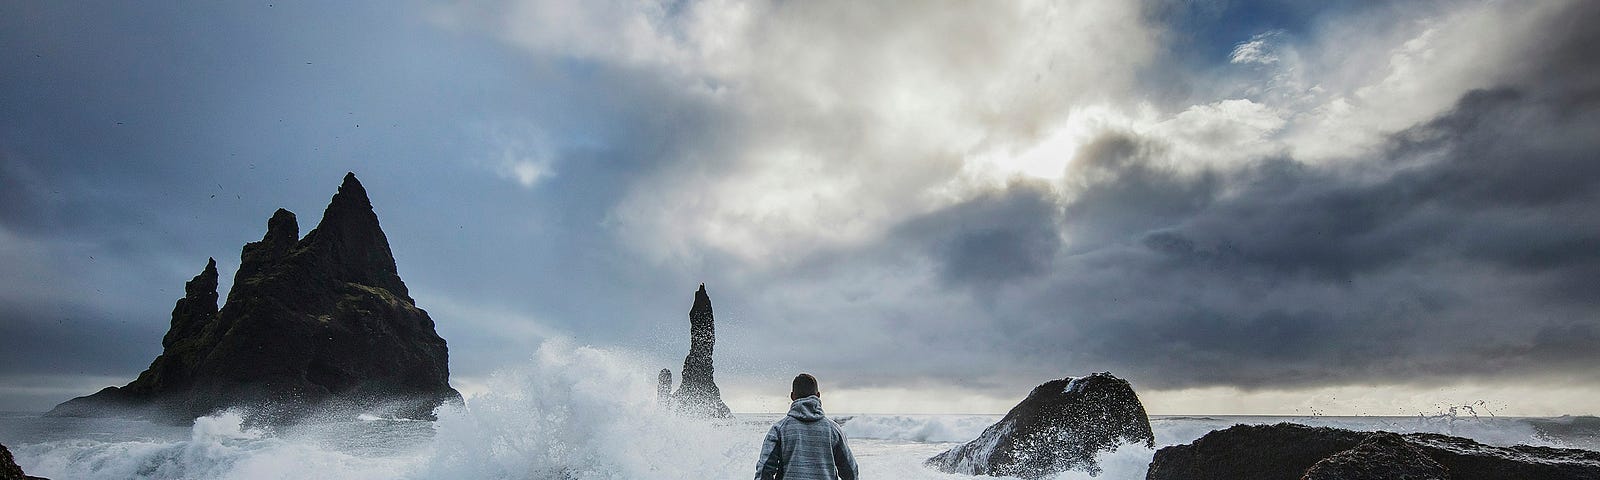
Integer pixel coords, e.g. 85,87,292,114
671,284,731,418
926,372,1154,479
48,173,460,424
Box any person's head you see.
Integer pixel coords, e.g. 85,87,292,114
790,373,820,401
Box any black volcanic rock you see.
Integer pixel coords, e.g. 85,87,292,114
671,284,731,418
1302,432,1448,480
1405,432,1600,480
1145,423,1366,480
1146,423,1600,480
927,372,1154,478
1,443,47,480
48,173,460,424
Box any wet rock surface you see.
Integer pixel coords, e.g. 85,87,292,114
927,372,1154,479
1302,432,1449,480
1147,422,1600,480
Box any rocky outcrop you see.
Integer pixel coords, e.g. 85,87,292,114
1146,423,1366,480
1146,423,1600,480
48,173,460,424
1302,432,1449,480
671,284,731,418
1,443,47,480
926,372,1154,478
657,368,673,409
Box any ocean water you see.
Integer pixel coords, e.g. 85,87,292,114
3,342,1596,480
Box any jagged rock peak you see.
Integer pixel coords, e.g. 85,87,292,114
162,258,220,350
47,172,458,424
693,283,710,311
302,172,408,300
264,208,298,245
187,258,219,299
328,172,375,214
236,209,298,284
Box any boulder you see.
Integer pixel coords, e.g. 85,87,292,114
1145,423,1367,480
671,284,732,417
1146,423,1600,480
48,173,461,424
926,372,1154,478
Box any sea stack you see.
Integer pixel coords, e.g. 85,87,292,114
657,368,674,409
926,372,1154,479
671,284,731,417
48,173,461,424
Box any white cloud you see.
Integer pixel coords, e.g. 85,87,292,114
1229,30,1284,65
426,2,1600,415
586,1,1159,266
1224,2,1578,161
441,0,1576,267
471,121,558,189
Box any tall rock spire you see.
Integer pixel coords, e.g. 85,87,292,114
673,283,731,417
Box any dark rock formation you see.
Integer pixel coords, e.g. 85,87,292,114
671,284,731,418
48,173,461,424
1146,423,1600,480
1405,432,1600,480
1302,432,1449,480
1146,423,1366,480
657,368,674,409
1,443,47,480
927,372,1154,478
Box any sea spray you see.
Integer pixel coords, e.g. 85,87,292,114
418,340,761,479
842,414,999,443
6,343,1595,479
11,410,411,480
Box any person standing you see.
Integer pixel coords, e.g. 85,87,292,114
755,373,859,480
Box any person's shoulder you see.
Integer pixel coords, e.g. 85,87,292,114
825,416,848,433
771,416,795,429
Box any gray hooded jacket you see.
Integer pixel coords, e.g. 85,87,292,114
755,396,859,480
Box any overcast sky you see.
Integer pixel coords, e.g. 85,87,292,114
3,0,1598,416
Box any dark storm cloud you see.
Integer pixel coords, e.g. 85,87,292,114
896,182,1062,286
881,2,1600,391
4,0,1599,414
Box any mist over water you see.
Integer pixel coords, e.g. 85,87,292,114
4,341,1596,480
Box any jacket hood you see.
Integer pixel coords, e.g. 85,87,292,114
787,395,826,422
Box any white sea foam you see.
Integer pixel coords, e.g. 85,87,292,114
841,414,998,443
4,342,1594,479
417,340,762,479
11,410,412,480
